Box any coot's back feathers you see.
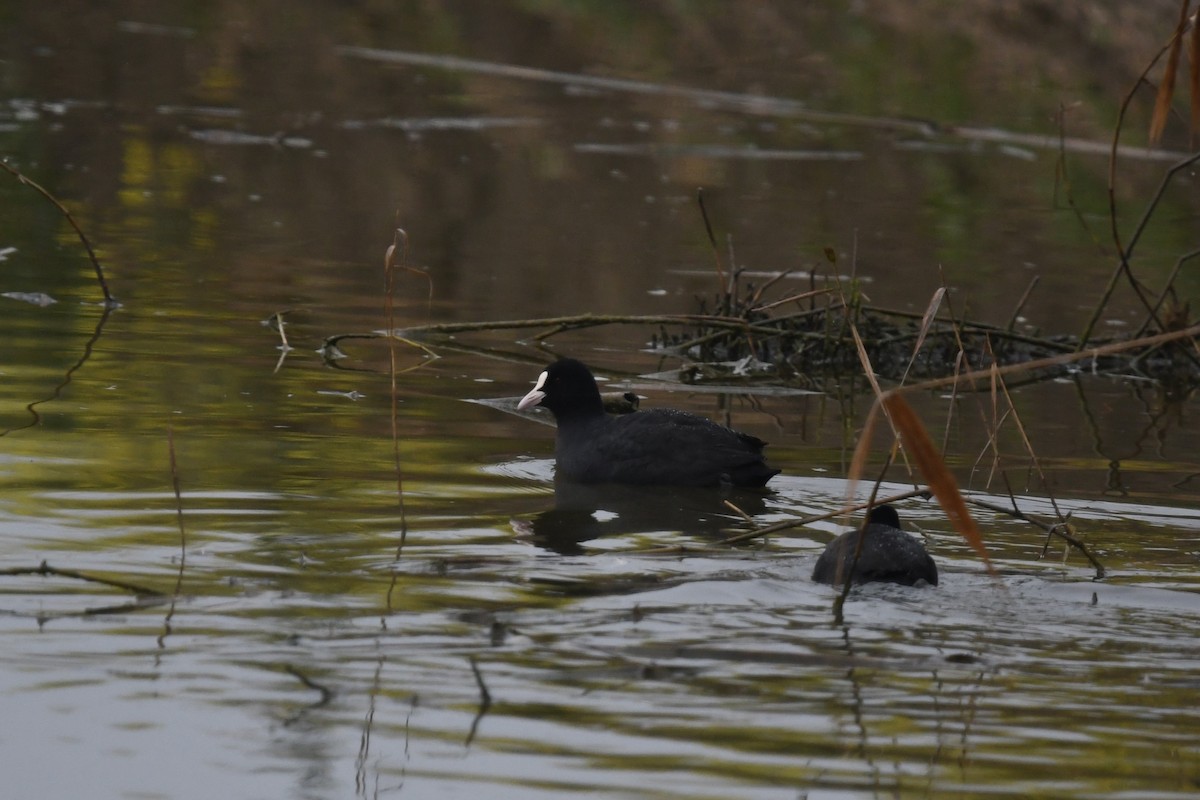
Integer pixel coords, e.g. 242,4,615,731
518,358,779,488
812,505,938,587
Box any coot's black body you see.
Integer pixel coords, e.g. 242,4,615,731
517,358,779,488
812,505,938,587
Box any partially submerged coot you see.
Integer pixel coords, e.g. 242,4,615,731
517,358,780,487
812,505,938,587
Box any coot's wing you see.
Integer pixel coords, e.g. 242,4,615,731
596,409,775,486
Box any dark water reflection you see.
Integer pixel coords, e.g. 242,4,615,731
3,2,1200,798
515,479,771,555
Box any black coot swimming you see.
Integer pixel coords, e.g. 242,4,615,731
811,505,938,587
517,358,780,487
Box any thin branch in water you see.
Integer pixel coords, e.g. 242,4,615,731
1137,247,1200,337
0,561,164,597
384,224,410,610
355,658,384,796
465,656,492,747
719,486,931,545
157,427,188,652
1091,18,1200,347
1052,102,1107,256
0,159,116,306
696,188,727,307
964,495,1105,579
267,310,293,374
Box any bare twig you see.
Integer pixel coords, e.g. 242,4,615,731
0,159,116,306
719,487,931,545
0,561,163,597
964,496,1105,578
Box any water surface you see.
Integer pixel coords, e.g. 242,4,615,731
2,3,1199,798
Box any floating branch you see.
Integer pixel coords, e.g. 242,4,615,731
0,561,164,598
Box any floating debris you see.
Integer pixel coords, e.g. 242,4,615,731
2,291,57,307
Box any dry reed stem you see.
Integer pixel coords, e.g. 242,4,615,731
910,321,1200,395
849,320,913,480
722,499,755,525
900,287,946,385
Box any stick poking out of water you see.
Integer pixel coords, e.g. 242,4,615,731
0,159,117,306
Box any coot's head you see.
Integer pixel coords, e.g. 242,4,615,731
517,358,605,419
865,504,901,529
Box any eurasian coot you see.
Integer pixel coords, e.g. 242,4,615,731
811,504,938,587
517,358,780,487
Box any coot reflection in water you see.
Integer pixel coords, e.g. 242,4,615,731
812,504,938,587
514,481,770,556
